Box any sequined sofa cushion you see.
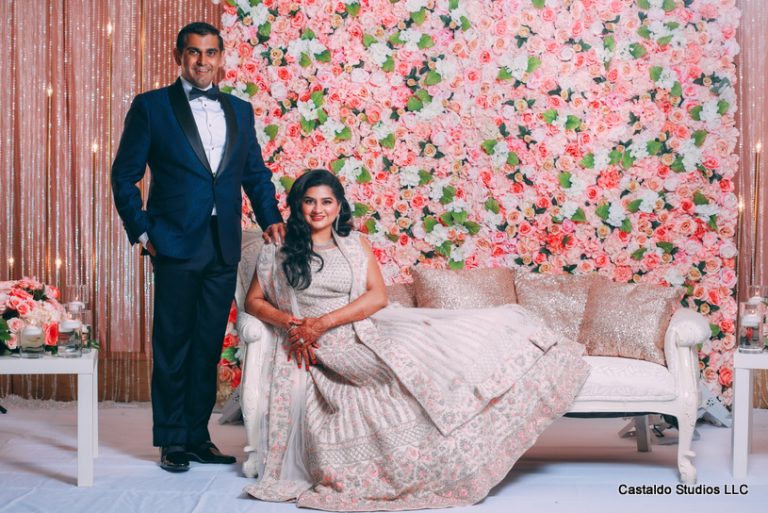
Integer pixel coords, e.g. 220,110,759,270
514,273,593,342
411,267,517,309
387,283,417,308
578,278,683,366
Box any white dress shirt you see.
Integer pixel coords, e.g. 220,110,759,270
140,77,227,248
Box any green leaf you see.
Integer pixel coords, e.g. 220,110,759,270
417,34,435,49
364,218,378,234
662,0,676,11
693,191,709,205
424,216,438,232
527,56,542,73
380,133,395,149
411,7,427,25
620,218,632,233
424,70,442,86
506,151,520,166
363,34,376,48
415,89,432,102
532,0,545,7
481,140,497,155
330,159,345,173
670,81,682,97
542,109,558,124
717,100,730,115
637,26,652,40
580,153,595,168
448,259,465,270
565,115,581,130
357,167,372,183
497,67,514,81
335,126,352,141
692,130,707,147
650,66,663,81
315,50,331,62
279,176,295,192
311,91,325,107
459,16,471,31
485,198,500,214
440,185,456,204
627,199,643,213
571,208,587,222
347,2,361,16
646,140,662,155
707,214,718,231
710,323,721,338
244,82,259,96
221,347,237,362
596,204,610,220
604,35,616,52
631,247,647,260
418,169,433,185
406,95,424,112
638,0,651,8
299,52,312,68
300,117,316,133
449,0,459,9
301,28,316,40
657,241,674,254
558,172,572,189
609,149,622,165
316,109,328,124
689,105,703,120
436,241,452,257
464,221,481,234
353,202,370,217
451,210,468,225
671,155,685,172
258,22,271,38
657,35,673,46
264,124,278,141
382,56,395,72
629,42,647,59
621,150,635,169
389,32,405,46
219,85,234,94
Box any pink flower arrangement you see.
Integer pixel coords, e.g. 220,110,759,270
0,277,66,354
219,0,741,404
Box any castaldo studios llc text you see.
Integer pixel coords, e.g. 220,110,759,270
618,484,749,496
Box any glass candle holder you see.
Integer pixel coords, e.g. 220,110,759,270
19,323,45,358
58,319,82,358
739,301,764,354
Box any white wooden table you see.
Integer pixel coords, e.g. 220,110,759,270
0,350,99,486
732,350,768,479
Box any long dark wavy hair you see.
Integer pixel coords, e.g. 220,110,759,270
282,169,353,290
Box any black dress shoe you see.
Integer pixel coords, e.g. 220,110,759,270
186,440,236,464
160,445,190,472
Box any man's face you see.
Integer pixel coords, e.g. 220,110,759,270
173,33,222,89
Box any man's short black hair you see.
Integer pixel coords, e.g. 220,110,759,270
176,22,224,52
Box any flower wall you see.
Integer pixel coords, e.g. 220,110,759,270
220,0,740,403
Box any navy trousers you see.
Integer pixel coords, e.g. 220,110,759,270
150,219,237,447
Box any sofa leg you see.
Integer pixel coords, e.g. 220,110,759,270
634,416,651,452
677,408,698,484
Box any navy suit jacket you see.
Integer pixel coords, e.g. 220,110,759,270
111,78,281,266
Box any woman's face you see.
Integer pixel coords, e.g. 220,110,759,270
301,185,341,234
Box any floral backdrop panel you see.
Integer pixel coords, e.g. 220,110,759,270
219,0,740,403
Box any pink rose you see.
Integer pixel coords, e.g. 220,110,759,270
718,367,733,388
45,323,58,346
16,301,33,316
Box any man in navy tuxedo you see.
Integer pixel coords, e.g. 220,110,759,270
111,22,284,473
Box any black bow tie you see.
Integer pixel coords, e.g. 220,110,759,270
189,86,220,101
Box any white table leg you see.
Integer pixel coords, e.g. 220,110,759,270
77,371,94,487
92,357,99,457
732,367,752,480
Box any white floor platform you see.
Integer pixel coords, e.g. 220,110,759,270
0,397,766,513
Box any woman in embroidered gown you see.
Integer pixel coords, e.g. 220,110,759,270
243,169,590,511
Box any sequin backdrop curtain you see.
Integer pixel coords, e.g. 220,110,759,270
0,0,222,401
736,0,768,408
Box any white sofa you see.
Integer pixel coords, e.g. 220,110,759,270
233,230,709,484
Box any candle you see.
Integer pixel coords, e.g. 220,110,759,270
55,257,62,286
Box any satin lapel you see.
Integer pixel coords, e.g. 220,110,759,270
216,94,239,176
168,79,213,174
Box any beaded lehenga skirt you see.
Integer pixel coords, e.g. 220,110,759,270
244,244,590,511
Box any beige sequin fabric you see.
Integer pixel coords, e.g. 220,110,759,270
578,279,683,366
514,273,593,341
411,267,517,309
387,282,416,307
